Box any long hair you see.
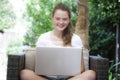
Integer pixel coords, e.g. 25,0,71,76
52,3,73,46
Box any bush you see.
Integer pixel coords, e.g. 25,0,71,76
109,61,120,80
89,0,119,58
7,36,23,54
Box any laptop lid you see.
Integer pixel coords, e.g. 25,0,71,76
35,47,82,76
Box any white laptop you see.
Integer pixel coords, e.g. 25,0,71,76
35,47,82,76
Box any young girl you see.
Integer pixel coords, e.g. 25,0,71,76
20,3,96,80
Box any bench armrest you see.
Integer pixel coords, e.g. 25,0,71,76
7,53,25,80
89,56,109,80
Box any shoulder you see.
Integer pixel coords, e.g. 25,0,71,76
36,31,51,47
71,33,83,48
39,31,51,39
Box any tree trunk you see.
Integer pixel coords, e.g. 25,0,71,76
75,0,89,49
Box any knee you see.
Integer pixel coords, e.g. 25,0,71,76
86,70,96,75
84,70,96,79
20,69,35,80
21,69,31,75
20,69,27,74
85,70,96,76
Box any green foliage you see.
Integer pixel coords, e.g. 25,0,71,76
0,0,16,30
24,0,77,47
7,36,23,54
89,1,120,78
108,61,120,80
89,0,120,57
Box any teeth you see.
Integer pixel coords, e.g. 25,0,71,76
59,27,64,28
58,25,64,27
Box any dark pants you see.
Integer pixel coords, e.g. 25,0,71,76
41,75,73,80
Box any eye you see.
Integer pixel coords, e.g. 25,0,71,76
63,18,68,21
55,17,60,20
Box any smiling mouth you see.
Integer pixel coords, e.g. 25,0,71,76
58,26,64,28
57,25,65,27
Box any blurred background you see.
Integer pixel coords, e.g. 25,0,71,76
0,0,119,80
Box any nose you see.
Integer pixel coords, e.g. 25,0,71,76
60,20,64,24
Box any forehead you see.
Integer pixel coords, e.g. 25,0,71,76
53,9,69,18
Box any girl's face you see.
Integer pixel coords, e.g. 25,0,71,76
52,9,70,32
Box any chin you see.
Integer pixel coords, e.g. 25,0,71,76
57,28,65,31
56,27,66,31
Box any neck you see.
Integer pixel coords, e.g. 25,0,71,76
52,29,63,38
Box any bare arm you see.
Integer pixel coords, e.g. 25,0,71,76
81,48,85,73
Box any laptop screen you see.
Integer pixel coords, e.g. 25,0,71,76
35,47,82,76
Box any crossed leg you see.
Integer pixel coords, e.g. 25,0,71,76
68,70,96,80
20,69,95,80
20,69,47,80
